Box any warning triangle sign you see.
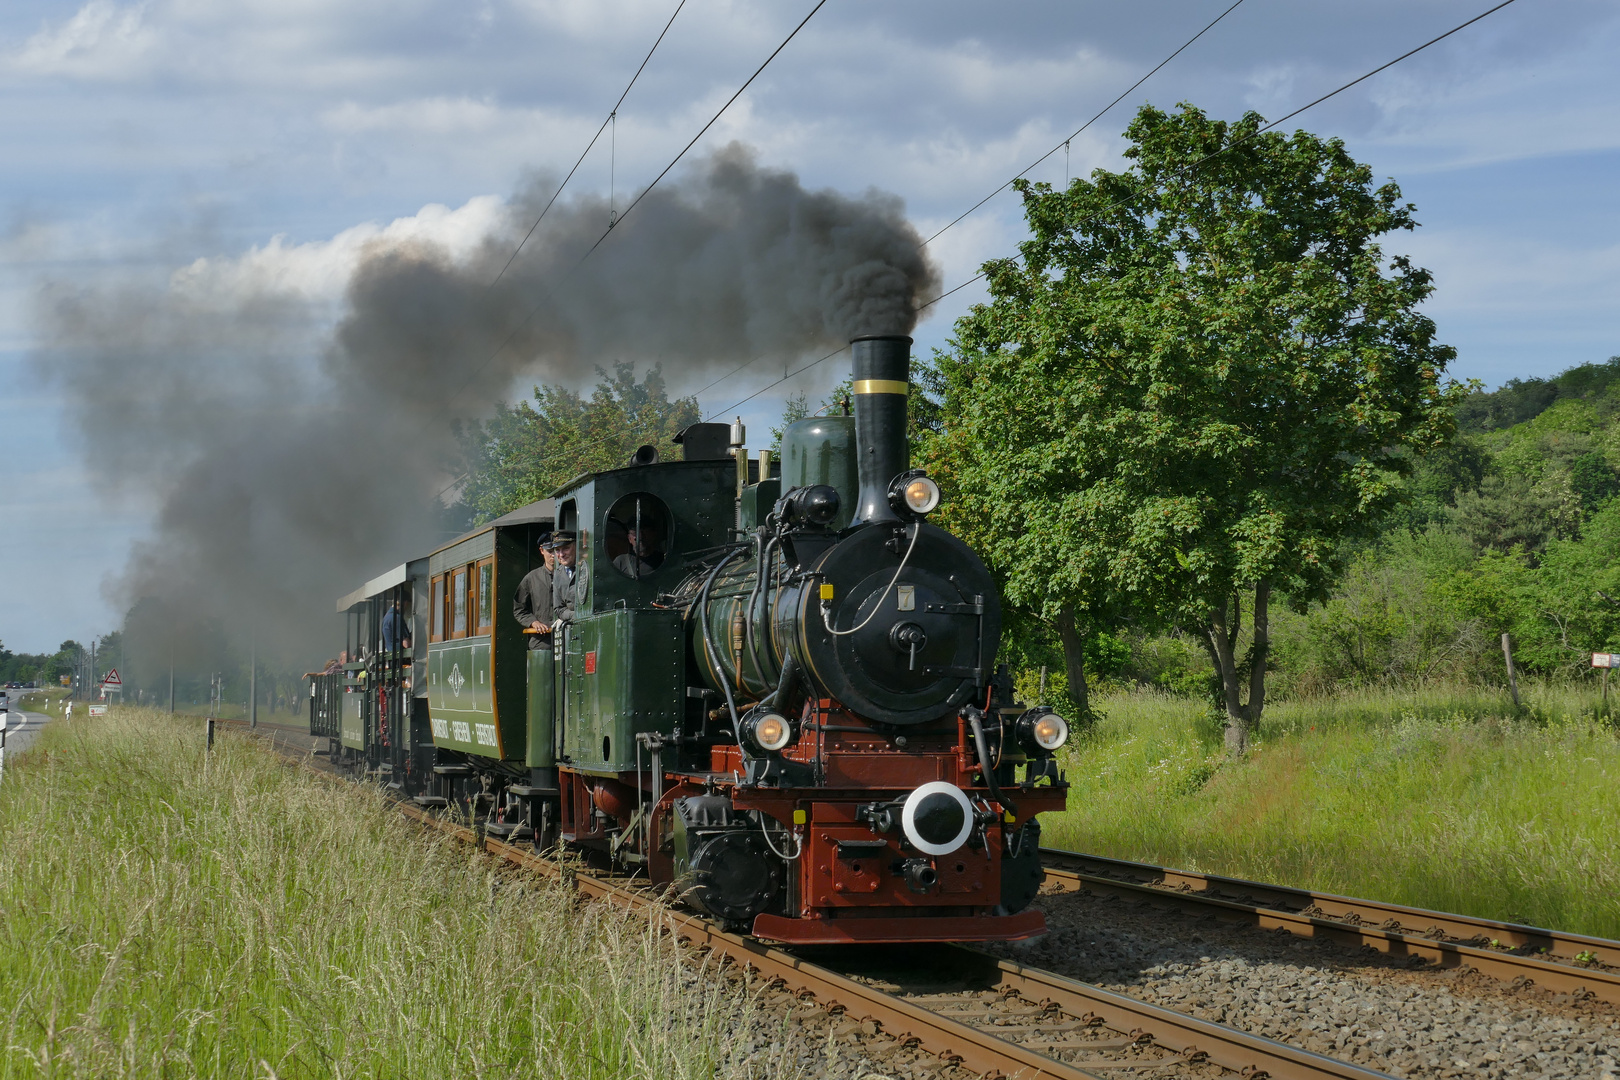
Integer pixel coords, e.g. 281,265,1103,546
102,668,122,686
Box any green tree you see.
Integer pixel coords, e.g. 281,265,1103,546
455,364,699,524
770,391,810,457
933,103,1463,754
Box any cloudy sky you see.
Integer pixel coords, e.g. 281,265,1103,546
1,0,1615,654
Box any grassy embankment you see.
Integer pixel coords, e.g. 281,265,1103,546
16,688,306,728
16,688,66,713
1044,683,1620,939
0,706,794,1079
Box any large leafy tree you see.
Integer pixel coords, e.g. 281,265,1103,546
455,364,699,524
933,103,1463,754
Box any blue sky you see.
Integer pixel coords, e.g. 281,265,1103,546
1,0,1616,653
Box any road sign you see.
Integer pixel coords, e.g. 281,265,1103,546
1593,653,1617,668
88,704,108,716
102,668,122,686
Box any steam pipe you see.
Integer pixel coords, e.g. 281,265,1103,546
966,706,1017,816
742,533,778,696
849,335,912,526
697,546,748,728
764,651,799,713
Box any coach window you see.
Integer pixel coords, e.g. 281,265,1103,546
431,575,445,642
476,558,494,633
604,492,673,579
452,567,468,638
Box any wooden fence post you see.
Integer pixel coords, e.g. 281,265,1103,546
1502,632,1521,709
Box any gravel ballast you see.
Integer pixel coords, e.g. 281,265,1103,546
993,889,1620,1079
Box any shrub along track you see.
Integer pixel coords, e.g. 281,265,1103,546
217,717,1397,1079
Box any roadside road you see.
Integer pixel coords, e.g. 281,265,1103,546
2,704,49,761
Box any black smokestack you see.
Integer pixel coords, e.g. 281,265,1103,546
849,334,912,527
32,143,941,671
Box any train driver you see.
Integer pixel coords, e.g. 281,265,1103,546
613,519,664,579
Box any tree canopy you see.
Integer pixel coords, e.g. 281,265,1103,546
931,103,1464,753
454,364,699,525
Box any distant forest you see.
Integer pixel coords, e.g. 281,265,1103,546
0,637,96,687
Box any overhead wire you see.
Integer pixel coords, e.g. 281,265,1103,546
702,0,1523,416
917,0,1247,251
451,0,1522,498
683,0,1245,406
911,0,1525,314
442,0,829,415
491,0,688,287
574,0,829,264
436,0,834,499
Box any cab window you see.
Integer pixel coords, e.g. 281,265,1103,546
604,492,673,579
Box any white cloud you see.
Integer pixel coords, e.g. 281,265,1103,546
169,192,508,308
323,95,507,135
12,1,156,78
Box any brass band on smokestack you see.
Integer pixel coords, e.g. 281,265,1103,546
850,334,912,526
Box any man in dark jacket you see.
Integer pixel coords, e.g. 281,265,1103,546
512,532,555,649
381,597,411,652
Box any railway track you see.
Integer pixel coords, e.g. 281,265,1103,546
211,718,1400,1078
397,804,1397,1080
1040,847,1620,1006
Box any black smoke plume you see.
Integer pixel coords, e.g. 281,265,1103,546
32,144,940,675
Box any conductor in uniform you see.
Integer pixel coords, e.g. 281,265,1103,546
512,531,555,648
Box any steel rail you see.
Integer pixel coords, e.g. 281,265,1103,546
1041,847,1620,1003
940,946,1397,1080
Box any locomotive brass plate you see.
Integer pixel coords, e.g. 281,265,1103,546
897,585,915,611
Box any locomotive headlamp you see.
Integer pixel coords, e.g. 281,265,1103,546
887,470,940,518
1015,707,1069,755
904,476,941,514
900,781,976,856
743,711,793,753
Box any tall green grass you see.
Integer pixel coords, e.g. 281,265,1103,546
0,707,796,1079
1043,684,1620,938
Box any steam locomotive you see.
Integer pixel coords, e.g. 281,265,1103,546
312,335,1070,943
